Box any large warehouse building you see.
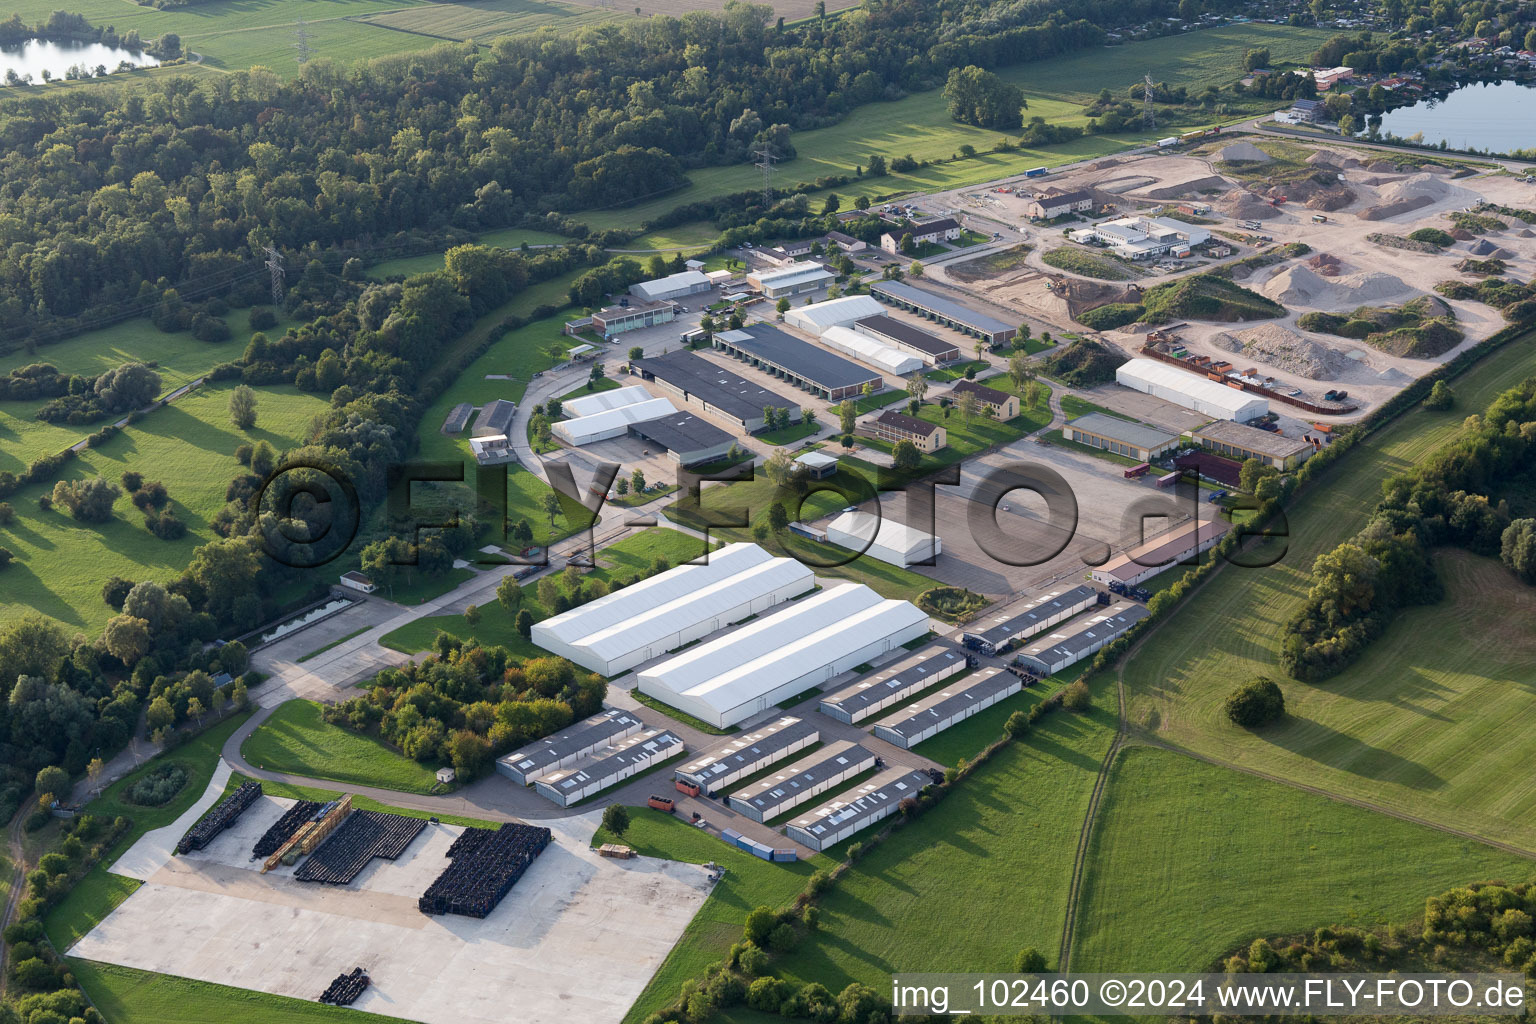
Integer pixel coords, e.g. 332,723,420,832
747,261,836,298
960,585,1101,657
870,279,1017,348
1115,358,1269,422
531,543,813,677
533,727,685,807
673,716,819,795
1190,419,1313,470
785,767,933,851
826,510,941,567
819,639,971,725
496,709,644,784
627,411,736,465
729,740,877,823
853,315,960,365
784,295,885,336
636,583,931,729
551,396,677,447
871,668,1020,749
819,326,923,376
714,325,883,401
1089,519,1230,587
629,350,799,433
1065,412,1181,462
630,270,711,303
562,384,655,419
1014,601,1151,678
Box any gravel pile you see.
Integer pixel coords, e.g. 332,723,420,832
1212,322,1353,379
1217,141,1271,163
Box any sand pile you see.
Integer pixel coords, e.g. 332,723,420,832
1217,141,1271,163
1212,322,1353,379
1491,246,1517,259
1519,228,1535,238
1359,195,1433,221
1263,265,1410,305
1306,149,1361,169
1309,252,1342,275
1218,188,1278,220
1368,159,1401,172
1380,173,1466,204
1144,174,1231,200
1376,366,1412,383
1450,227,1475,240
1467,238,1500,255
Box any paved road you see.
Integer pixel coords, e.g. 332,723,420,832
1236,116,1536,172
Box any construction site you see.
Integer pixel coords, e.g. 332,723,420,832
927,134,1536,431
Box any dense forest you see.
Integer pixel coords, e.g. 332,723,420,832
0,0,1199,346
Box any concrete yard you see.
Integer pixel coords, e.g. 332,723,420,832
71,792,714,1024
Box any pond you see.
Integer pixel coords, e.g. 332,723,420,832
0,38,159,83
1375,80,1536,154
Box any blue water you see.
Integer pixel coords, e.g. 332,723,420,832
1376,80,1536,153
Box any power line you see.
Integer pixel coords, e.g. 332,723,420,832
753,144,777,207
294,20,314,66
1143,72,1156,131
265,246,286,306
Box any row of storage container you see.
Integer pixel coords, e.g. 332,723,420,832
721,828,798,862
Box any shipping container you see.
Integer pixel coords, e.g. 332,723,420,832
1124,462,1151,479
1024,166,1048,177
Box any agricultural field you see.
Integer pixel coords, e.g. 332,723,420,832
0,381,330,633
365,228,572,280
755,682,1116,994
240,699,445,794
580,23,1331,231
353,0,618,45
1120,328,1536,853
1071,746,1536,972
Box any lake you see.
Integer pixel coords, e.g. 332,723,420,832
1376,80,1536,154
0,38,159,83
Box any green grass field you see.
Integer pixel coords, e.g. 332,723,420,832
0,380,330,632
240,699,443,794
46,712,252,952
1071,745,1536,972
597,807,834,1024
580,24,1330,231
1120,327,1536,853
354,0,618,45
763,682,1115,993
366,228,572,279
68,962,415,1024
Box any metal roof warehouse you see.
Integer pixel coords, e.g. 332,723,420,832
627,410,736,465
630,349,799,433
713,324,883,401
1089,519,1230,587
819,639,971,725
533,727,685,807
853,315,961,363
785,767,933,851
962,584,1100,656
673,716,819,795
495,709,643,784
729,740,877,823
1014,601,1151,678
871,668,1020,749
870,279,1017,347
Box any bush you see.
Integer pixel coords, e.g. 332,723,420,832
126,763,188,806
1225,676,1285,728
1013,946,1048,972
1408,227,1455,247
1074,302,1146,330
768,922,798,952
1061,679,1092,712
120,470,143,492
1423,380,1454,410
248,306,278,331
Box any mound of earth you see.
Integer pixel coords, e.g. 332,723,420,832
1490,246,1517,259
1217,188,1278,220
1217,141,1271,163
1467,238,1500,256
1144,174,1230,200
1376,366,1412,383
1519,228,1535,238
1211,323,1352,379
1263,265,1411,306
1359,195,1433,221
1306,149,1359,168
1368,159,1401,172
1450,227,1476,240
1307,188,1356,211
1380,173,1469,205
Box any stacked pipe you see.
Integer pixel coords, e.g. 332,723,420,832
295,811,426,885
252,800,321,858
418,822,552,918
318,967,369,1005
176,782,262,854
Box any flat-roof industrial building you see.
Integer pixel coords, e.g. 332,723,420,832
871,668,1020,749
785,767,933,851
532,543,813,677
713,325,883,401
1089,519,1230,587
1116,358,1268,422
630,350,799,433
551,396,677,447
636,582,931,729
961,585,1101,657
533,727,685,807
853,315,961,364
592,298,675,338
673,716,819,795
784,295,885,336
826,510,941,567
1190,419,1313,470
1065,412,1181,462
496,709,644,784
870,280,1017,348
747,261,836,298
729,740,877,823
819,639,972,724
627,410,736,465
819,326,923,376
1014,601,1151,678
1074,216,1210,259
631,270,711,303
